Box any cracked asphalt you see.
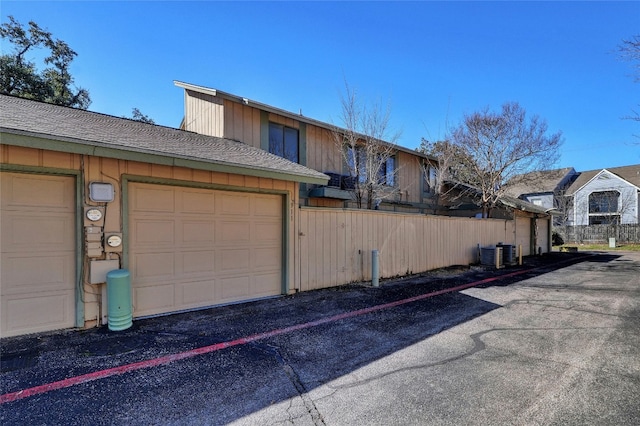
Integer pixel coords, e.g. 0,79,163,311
1,251,639,425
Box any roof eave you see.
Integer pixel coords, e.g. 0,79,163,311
1,129,329,185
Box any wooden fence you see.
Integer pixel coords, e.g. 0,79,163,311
297,207,515,291
561,224,640,244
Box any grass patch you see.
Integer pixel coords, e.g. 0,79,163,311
554,243,640,252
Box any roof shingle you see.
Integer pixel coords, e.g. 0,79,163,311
0,95,328,184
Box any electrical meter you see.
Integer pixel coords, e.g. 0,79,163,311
106,234,122,247
86,208,103,222
84,206,105,226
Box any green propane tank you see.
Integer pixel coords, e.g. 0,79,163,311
106,269,132,331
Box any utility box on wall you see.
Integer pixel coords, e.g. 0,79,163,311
89,259,120,284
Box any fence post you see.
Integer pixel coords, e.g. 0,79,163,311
372,250,379,287
518,245,523,265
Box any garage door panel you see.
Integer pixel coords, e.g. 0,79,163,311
134,283,175,314
219,193,250,216
252,272,281,296
253,247,281,270
129,183,282,318
3,292,72,332
220,249,250,272
181,250,215,275
219,221,251,243
2,173,74,211
2,212,74,252
181,190,215,214
131,185,176,213
132,252,175,280
253,196,281,217
1,253,73,292
218,276,251,302
181,220,215,244
254,221,282,242
180,280,215,305
132,219,175,246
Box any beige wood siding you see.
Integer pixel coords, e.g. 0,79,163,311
305,125,343,174
224,100,262,148
537,218,549,254
128,182,283,317
396,151,422,204
298,208,515,291
1,172,76,337
183,90,225,137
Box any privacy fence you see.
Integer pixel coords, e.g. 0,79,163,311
561,224,640,244
297,207,516,291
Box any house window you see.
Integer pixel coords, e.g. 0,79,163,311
347,146,395,186
269,123,299,163
423,164,437,193
589,191,619,214
531,198,543,206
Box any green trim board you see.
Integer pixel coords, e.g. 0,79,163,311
0,164,85,329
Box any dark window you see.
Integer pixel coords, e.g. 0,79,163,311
589,191,619,213
347,146,395,186
269,123,299,163
423,164,437,193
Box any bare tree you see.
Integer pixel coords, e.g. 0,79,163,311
416,138,472,214
333,84,401,209
444,102,563,218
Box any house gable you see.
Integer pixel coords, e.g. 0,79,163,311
570,167,640,225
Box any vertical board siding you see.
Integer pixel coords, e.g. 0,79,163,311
298,208,515,291
184,91,224,137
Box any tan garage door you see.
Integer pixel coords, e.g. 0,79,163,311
128,183,283,318
1,172,76,337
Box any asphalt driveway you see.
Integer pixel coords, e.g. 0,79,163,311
1,251,638,425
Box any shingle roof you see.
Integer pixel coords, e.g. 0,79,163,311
0,94,328,184
504,167,575,197
565,164,640,195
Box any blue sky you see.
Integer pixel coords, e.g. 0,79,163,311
2,1,639,172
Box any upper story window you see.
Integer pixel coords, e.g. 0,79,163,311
347,146,395,187
269,123,299,163
423,163,437,193
589,190,619,214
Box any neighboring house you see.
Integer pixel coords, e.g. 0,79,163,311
505,167,578,211
565,165,640,226
174,81,439,213
0,94,327,338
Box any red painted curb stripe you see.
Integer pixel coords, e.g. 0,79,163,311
0,255,591,404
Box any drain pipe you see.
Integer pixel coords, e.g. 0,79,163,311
372,250,380,287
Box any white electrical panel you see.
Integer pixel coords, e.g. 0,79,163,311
89,259,120,284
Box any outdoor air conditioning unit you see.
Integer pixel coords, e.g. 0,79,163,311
496,243,517,266
480,246,504,269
